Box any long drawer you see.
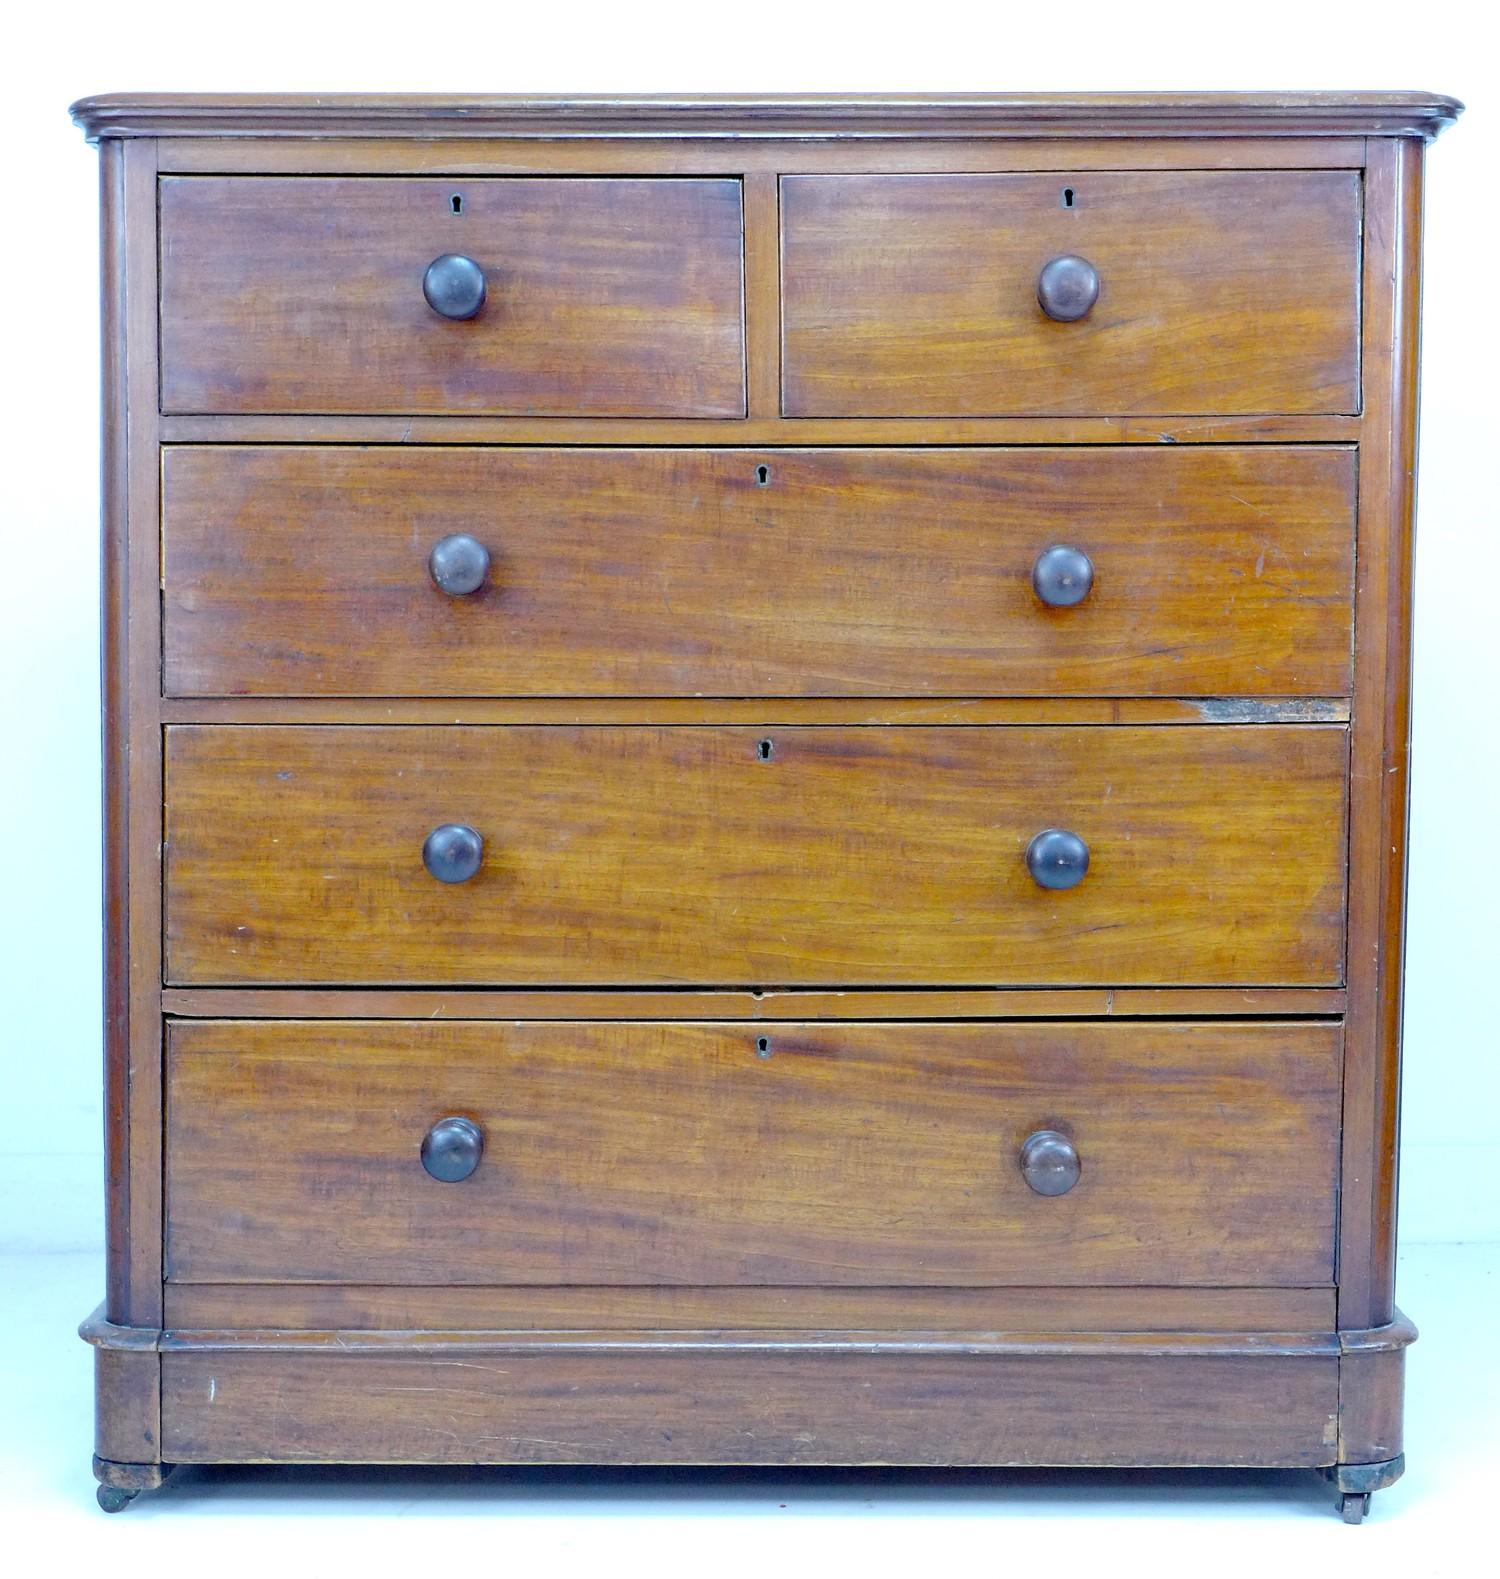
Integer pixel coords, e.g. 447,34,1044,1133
158,176,747,416
781,171,1361,417
163,724,1348,987
161,445,1357,699
164,1019,1342,1287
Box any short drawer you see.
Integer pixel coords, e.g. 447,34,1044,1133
781,172,1361,417
163,724,1347,987
161,445,1356,699
164,1018,1342,1287
158,177,746,416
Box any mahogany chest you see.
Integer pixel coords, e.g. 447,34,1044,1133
70,91,1461,1519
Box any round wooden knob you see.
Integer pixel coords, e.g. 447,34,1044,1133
429,533,490,596
1032,545,1095,608
422,823,483,884
1019,1129,1081,1196
423,253,487,320
1026,828,1090,891
1037,254,1100,322
421,1116,484,1182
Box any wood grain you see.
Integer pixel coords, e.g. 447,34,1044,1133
150,136,1373,177
164,1019,1341,1287
74,93,1456,1494
159,986,1349,1020
162,1283,1337,1333
157,697,1352,727
163,724,1349,987
159,1345,1340,1466
99,139,167,1333
159,177,746,416
98,137,130,1323
1339,140,1423,1333
156,413,1363,445
152,136,1374,178
161,445,1356,699
782,172,1361,417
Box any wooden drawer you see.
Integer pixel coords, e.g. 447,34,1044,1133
158,177,746,416
781,172,1361,417
164,1018,1342,1286
161,445,1356,699
163,724,1347,987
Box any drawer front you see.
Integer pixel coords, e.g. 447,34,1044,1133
162,445,1356,700
159,177,746,416
165,1019,1341,1286
781,172,1360,417
164,725,1347,987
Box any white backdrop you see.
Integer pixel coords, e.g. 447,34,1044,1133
1,2,1494,1260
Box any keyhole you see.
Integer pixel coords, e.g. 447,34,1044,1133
755,1036,772,1058
450,193,464,215
757,738,774,761
755,463,771,487
1061,187,1076,209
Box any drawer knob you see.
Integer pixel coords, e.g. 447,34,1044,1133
1032,544,1095,608
1019,1129,1081,1196
422,823,484,884
421,1116,484,1183
429,533,491,596
423,253,487,321
1026,828,1090,891
1036,254,1100,322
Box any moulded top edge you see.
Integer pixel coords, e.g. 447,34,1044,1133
69,91,1465,143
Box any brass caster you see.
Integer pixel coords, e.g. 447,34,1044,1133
1339,1491,1372,1524
97,1484,138,1513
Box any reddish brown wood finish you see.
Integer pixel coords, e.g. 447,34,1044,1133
163,724,1349,988
158,412,1362,445
99,137,165,1343
161,445,1356,700
1338,140,1424,1334
159,1345,1341,1466
165,1018,1341,1287
156,697,1350,726
781,172,1361,417
74,94,1454,1500
161,1283,1338,1333
159,177,746,416
147,136,1377,179
158,985,1349,1020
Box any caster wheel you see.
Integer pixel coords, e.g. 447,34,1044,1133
1340,1492,1371,1525
97,1484,138,1514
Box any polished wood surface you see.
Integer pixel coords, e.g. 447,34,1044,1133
782,172,1360,417
159,177,746,416
153,136,1373,178
158,697,1352,726
76,93,1453,1500
163,724,1348,987
159,1346,1340,1466
157,412,1363,444
165,1018,1341,1287
159,986,1349,1020
162,445,1356,699
161,1283,1338,1332
1340,139,1425,1332
101,139,166,1346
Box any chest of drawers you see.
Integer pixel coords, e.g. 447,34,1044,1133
71,91,1460,1520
